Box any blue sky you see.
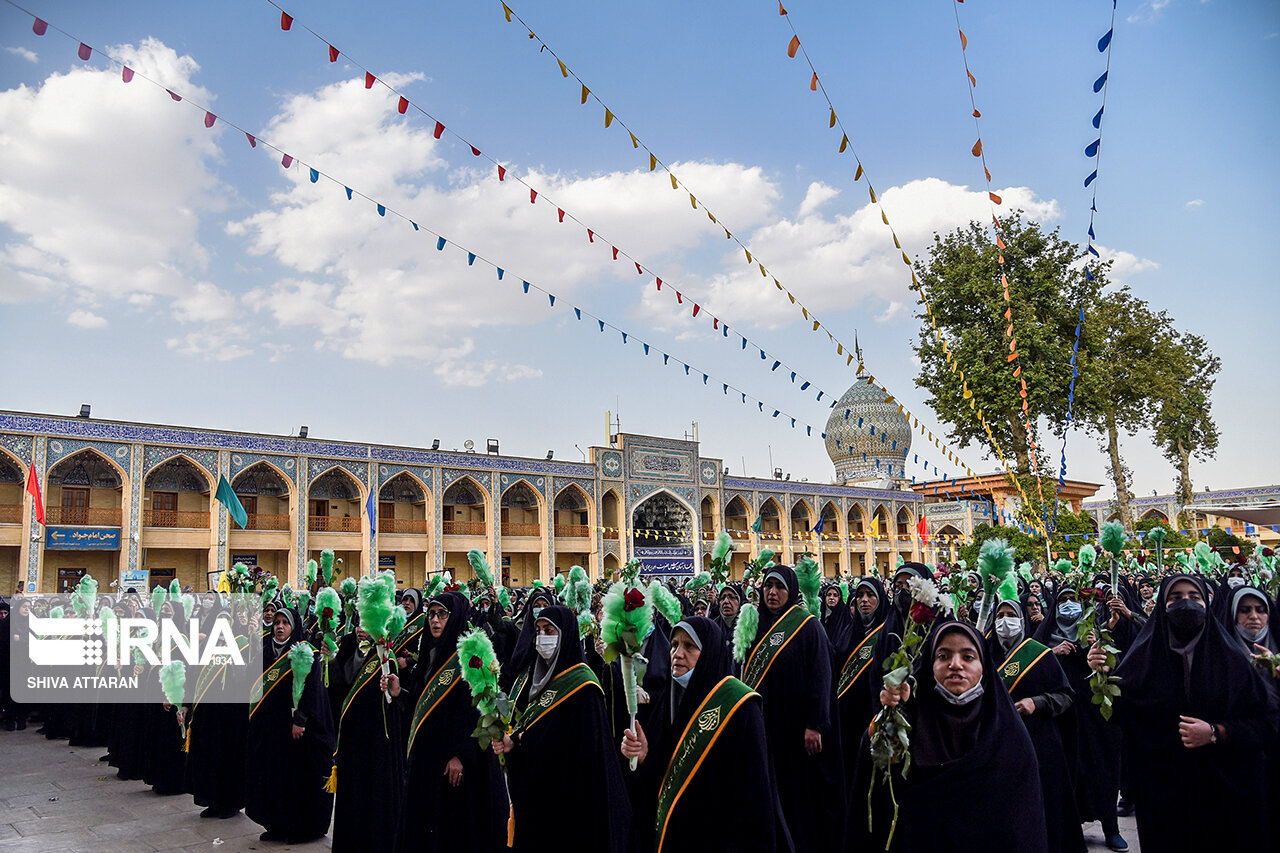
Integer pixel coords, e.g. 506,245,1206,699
1,0,1276,502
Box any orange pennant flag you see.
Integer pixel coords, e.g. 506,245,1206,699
972,138,983,157
959,29,968,49
788,35,800,58
580,85,590,104
973,108,982,118
810,72,819,91
779,1,787,13
604,109,614,128
1004,307,1011,320
996,235,1007,250
1013,365,1022,377
985,166,992,182
989,191,1002,205
967,69,977,87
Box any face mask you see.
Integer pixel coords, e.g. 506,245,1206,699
1058,601,1083,620
995,616,1023,641
532,606,544,619
672,668,694,688
895,593,911,616
535,633,559,660
1166,598,1206,642
1227,577,1246,589
1238,624,1269,645
934,681,984,706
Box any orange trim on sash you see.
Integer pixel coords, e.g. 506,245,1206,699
743,605,811,689
517,663,602,733
1005,645,1052,694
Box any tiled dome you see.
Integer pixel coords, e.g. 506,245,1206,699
824,378,912,485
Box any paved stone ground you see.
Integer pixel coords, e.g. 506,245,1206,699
0,727,329,853
0,725,1138,852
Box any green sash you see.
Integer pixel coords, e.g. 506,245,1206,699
406,651,461,755
250,651,294,719
392,612,426,655
515,663,601,733
997,638,1051,693
741,605,813,690
339,654,383,726
192,634,251,710
837,623,884,699
655,676,757,852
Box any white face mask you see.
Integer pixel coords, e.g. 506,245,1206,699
995,615,1023,641
1227,577,1246,589
934,681,985,706
535,633,559,661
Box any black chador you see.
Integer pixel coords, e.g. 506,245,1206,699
741,565,845,852
185,608,250,818
627,617,791,853
850,621,1049,853
836,577,890,784
501,605,632,853
396,592,506,853
1109,574,1279,853
328,625,405,851
245,608,336,844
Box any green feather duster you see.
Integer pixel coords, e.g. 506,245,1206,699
977,538,1016,628
295,590,312,618
458,629,500,702
151,585,168,614
287,643,314,710
710,531,735,584
159,660,186,707
497,587,511,612
997,575,1020,604
1193,541,1213,572
732,603,759,663
1017,562,1033,583
387,606,407,643
304,559,318,589
647,579,683,627
840,579,849,603
179,593,195,621
565,566,592,614
423,572,446,600
70,574,98,617
316,588,341,633
49,606,64,619
339,576,357,598
896,554,905,569
687,572,713,592
1078,545,1097,571
553,573,566,595
320,549,337,584
467,549,495,588
600,582,652,661
1054,558,1072,574
531,578,544,589
795,555,822,617
357,575,395,641
1099,521,1127,558
168,578,181,598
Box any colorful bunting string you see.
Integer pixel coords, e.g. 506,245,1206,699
774,3,1045,534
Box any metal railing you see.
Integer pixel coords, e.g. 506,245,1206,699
308,515,361,533
143,509,210,529
44,506,121,526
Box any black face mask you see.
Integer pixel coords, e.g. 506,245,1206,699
1166,598,1206,643
895,592,911,617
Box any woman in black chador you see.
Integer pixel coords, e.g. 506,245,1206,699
185,605,250,819
620,616,790,853
850,619,1049,853
492,605,631,853
396,591,505,853
245,607,335,844
1091,574,1279,853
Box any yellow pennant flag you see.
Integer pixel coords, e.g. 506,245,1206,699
745,249,753,264
690,194,697,209
801,307,809,320
837,343,844,355
829,108,837,128
629,132,639,149
847,353,854,366
707,211,717,224
670,174,678,190
869,186,877,203
558,59,568,78
813,320,820,331
902,251,911,266
881,211,889,225
581,85,590,104
760,263,767,277
604,109,614,128
854,163,864,181
787,292,797,304
839,134,849,153
893,234,901,249
649,154,657,171
502,3,513,22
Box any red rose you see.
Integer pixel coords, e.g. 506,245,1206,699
469,655,482,670
623,588,645,612
322,607,334,620
936,564,951,577
1262,548,1274,558
909,602,936,625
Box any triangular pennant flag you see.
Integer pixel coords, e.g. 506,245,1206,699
365,71,376,89
398,96,409,114
281,11,294,31
604,109,614,128
121,66,134,83
246,132,257,147
1094,71,1108,93
204,112,217,128
433,121,445,139
972,138,983,157
581,85,590,104
329,44,340,62
787,35,800,57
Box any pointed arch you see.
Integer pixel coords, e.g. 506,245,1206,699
601,488,621,540
871,503,891,537
144,454,212,493
632,488,695,547
500,479,542,536
700,494,717,540
847,503,867,536
896,505,915,538
819,500,840,539
47,447,127,488
232,460,294,531
554,483,592,539
379,472,431,535
790,498,814,534
46,447,126,526
724,494,752,540
307,466,366,533
443,475,489,536
758,497,783,537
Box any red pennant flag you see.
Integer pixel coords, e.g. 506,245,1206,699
787,35,800,57
587,229,594,243
675,292,683,304
121,66,134,83
78,43,92,61
398,96,408,114
779,2,787,14
972,108,981,118
26,464,44,526
245,132,257,148
433,121,444,139
967,69,977,87
655,278,662,290
712,317,719,329
530,189,537,204
365,72,375,89
635,262,643,275
328,44,339,62
971,139,983,157
281,154,293,168
281,11,293,30
611,247,619,260
557,209,565,222
471,145,481,156
497,165,506,181
810,72,818,91
692,304,701,317
32,18,48,35
204,112,217,128
916,516,928,542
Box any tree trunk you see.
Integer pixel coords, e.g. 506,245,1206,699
1104,411,1134,533
1007,409,1030,475
1176,438,1194,529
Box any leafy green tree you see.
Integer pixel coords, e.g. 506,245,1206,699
1152,332,1220,526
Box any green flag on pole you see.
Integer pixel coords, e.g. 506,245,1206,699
215,474,248,529
751,515,762,534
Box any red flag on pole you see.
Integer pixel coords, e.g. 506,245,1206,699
916,516,928,544
26,464,44,526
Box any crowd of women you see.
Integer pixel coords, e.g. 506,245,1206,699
2,544,1278,853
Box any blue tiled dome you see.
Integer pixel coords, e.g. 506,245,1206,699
824,378,912,484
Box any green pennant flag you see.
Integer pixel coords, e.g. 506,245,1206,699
751,515,762,534
215,474,248,529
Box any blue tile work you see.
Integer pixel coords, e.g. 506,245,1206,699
0,434,32,467
599,451,623,479
229,453,299,486
217,450,229,579
500,474,547,500
552,478,595,500
45,437,132,474
443,468,491,498
305,458,369,497
25,437,45,589
143,446,220,481
376,464,433,491
127,443,143,576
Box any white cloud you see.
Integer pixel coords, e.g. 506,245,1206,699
6,47,37,63
1185,199,1204,209
1128,0,1172,23
67,309,106,328
171,281,238,324
1093,244,1160,281
433,359,543,388
798,182,840,218
876,301,908,323
165,332,251,361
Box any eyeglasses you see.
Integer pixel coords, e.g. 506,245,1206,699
427,610,450,621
